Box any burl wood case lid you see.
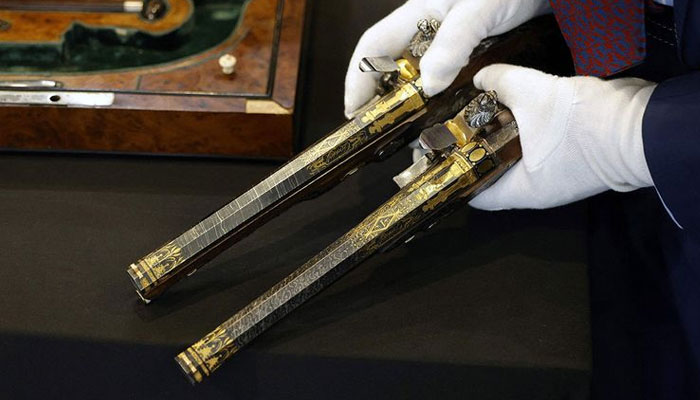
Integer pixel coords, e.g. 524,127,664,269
0,0,303,112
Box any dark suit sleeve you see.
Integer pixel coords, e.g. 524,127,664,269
642,71,700,235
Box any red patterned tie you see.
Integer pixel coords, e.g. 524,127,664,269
549,0,646,77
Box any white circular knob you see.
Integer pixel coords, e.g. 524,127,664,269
218,54,237,75
219,54,237,75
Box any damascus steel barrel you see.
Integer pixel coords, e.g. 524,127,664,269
127,71,428,302
176,93,522,383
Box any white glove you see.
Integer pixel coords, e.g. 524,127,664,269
469,64,657,210
344,0,551,118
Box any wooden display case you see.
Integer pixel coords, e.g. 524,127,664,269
0,0,307,158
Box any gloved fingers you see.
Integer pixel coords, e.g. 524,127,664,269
344,2,427,118
474,64,556,110
468,161,571,210
469,154,609,210
468,161,532,210
474,64,574,172
419,0,490,96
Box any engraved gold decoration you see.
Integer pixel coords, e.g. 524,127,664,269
468,147,486,162
301,79,426,175
421,154,475,212
297,120,360,165
461,141,477,153
139,241,184,281
306,131,368,175
178,325,240,382
367,90,425,135
345,140,482,251
361,80,425,135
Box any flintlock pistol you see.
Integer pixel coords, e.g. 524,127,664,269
176,89,520,383
126,16,570,302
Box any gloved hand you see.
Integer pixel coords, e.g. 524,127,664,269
469,64,657,210
344,0,551,118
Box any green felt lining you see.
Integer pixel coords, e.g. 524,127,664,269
0,0,249,73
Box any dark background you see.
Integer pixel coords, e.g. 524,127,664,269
0,0,591,398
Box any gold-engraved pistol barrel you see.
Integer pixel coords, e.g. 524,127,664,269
127,65,427,302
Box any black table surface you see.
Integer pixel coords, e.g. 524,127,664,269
0,1,591,398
